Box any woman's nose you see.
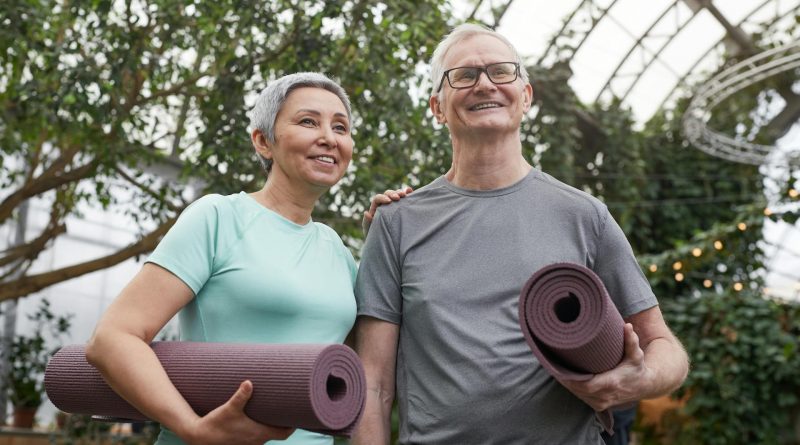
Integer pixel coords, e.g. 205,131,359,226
318,127,338,148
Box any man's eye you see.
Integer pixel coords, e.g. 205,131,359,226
453,69,477,81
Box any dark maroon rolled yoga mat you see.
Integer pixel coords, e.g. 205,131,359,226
518,262,625,432
44,342,365,437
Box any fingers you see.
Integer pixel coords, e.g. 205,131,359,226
266,426,296,441
227,380,254,412
623,323,645,364
385,187,413,200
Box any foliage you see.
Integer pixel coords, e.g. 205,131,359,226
4,298,71,409
522,65,767,263
524,18,800,445
660,291,800,444
0,0,453,301
54,415,160,445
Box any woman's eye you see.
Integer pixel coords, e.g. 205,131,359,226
334,124,348,133
300,118,317,126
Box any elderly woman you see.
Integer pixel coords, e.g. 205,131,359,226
87,72,407,445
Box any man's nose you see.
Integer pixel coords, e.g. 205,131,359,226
473,70,496,90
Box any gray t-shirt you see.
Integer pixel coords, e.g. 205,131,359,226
356,168,657,444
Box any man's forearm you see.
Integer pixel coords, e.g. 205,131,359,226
640,335,689,399
352,388,393,445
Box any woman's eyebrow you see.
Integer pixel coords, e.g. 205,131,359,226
294,109,348,120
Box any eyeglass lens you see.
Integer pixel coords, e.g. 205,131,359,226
448,63,517,88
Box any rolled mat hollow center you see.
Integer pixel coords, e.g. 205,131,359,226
44,342,365,437
518,262,626,433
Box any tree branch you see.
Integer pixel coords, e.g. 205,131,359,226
0,159,98,225
111,165,180,212
0,206,67,269
0,215,180,303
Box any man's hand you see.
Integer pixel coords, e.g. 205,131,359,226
557,323,653,412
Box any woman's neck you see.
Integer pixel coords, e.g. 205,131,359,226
251,179,320,225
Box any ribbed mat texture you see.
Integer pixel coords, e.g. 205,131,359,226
44,342,365,437
518,262,626,433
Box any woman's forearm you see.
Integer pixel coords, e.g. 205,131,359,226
86,331,200,440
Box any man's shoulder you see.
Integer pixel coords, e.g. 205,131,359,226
531,170,607,217
374,177,449,218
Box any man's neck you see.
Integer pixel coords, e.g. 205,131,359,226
446,132,532,190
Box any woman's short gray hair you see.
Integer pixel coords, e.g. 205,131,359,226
248,72,352,173
430,23,529,99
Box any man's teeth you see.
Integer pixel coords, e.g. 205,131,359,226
472,103,500,110
316,156,335,164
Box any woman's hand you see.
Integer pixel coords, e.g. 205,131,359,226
184,380,295,445
362,186,413,235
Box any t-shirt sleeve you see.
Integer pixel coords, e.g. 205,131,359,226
592,208,658,318
355,208,403,324
146,195,225,295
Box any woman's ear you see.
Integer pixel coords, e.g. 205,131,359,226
251,129,273,160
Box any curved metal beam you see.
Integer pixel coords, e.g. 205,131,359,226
659,1,800,111
594,0,698,103
536,0,620,67
682,41,800,165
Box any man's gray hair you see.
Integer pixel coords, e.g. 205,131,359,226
430,23,529,99
249,72,352,173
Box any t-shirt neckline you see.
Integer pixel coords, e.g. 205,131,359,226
438,168,538,197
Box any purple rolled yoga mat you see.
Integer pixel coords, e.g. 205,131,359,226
518,262,625,433
44,342,365,437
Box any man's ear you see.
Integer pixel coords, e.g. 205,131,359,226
430,95,446,124
251,129,273,160
522,83,533,112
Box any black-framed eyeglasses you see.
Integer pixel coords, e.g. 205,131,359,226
436,62,520,92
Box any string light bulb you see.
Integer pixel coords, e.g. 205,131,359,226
733,282,743,291
737,222,747,231
789,188,798,198
649,264,658,272
692,248,702,257
703,279,712,288
764,208,772,216
675,273,684,282
673,261,683,271
714,240,723,250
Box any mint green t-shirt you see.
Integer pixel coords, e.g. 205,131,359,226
146,192,357,445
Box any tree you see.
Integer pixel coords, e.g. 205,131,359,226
0,0,453,302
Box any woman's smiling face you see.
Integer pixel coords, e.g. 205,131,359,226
261,87,354,192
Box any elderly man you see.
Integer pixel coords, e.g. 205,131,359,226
353,24,689,444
